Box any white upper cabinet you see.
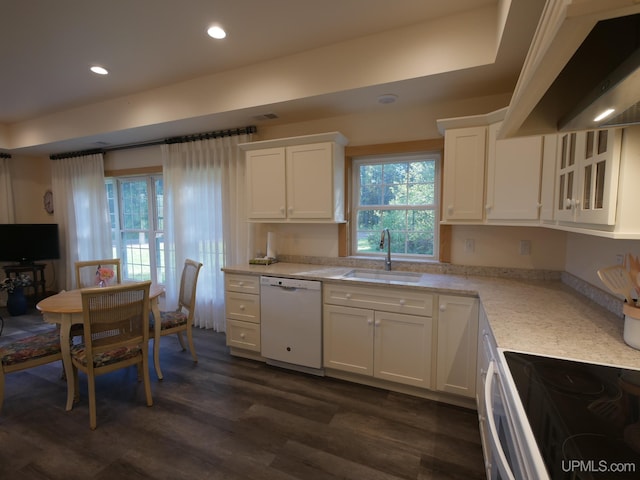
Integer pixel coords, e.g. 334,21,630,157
555,128,621,226
486,121,543,221
241,132,348,223
539,134,558,222
442,126,487,222
438,109,546,225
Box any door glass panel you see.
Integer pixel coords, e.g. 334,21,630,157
560,135,568,169
598,130,608,154
583,164,592,210
595,160,606,209
568,133,576,166
567,171,574,205
585,131,594,159
558,174,565,210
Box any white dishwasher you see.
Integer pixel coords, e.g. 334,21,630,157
260,276,323,374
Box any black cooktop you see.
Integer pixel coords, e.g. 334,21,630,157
504,351,640,480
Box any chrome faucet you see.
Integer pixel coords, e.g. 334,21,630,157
379,228,392,271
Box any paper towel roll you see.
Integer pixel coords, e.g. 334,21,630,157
266,232,277,258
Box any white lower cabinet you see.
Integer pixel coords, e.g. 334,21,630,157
323,305,433,388
224,274,261,353
323,284,434,389
436,295,479,398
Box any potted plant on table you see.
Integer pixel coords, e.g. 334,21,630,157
1,273,32,316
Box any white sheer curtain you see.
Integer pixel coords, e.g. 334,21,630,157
51,153,112,290
162,134,253,331
0,157,15,223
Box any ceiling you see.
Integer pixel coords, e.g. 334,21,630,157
0,0,544,155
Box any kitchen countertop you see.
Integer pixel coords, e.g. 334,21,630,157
222,263,640,371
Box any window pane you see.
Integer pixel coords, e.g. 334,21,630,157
120,180,149,230
360,164,382,185
155,177,164,231
408,182,435,205
408,161,435,183
383,184,407,205
121,231,150,281
382,162,408,184
360,185,382,205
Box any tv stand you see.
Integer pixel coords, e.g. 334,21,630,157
3,263,47,301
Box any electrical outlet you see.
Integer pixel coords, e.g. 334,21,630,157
465,238,475,253
519,240,531,256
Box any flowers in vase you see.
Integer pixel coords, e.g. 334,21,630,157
0,274,32,293
95,266,115,286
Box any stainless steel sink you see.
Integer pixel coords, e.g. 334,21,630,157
341,269,423,283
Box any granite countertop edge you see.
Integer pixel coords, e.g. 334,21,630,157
222,263,640,371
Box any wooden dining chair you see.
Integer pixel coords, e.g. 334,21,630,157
151,259,203,380
74,259,122,289
0,328,62,412
72,281,153,429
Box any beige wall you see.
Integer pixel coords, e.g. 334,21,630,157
12,98,640,290
565,233,640,290
450,225,566,270
7,155,53,222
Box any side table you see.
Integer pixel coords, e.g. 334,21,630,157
2,263,47,301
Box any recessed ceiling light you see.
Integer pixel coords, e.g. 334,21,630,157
207,25,226,39
378,94,398,104
90,66,109,75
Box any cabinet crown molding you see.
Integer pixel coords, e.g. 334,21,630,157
239,131,348,150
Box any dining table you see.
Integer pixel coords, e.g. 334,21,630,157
36,283,165,411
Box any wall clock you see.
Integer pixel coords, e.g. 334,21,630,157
43,189,54,214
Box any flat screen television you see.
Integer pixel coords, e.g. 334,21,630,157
0,224,61,264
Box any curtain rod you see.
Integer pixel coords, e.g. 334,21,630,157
0,153,11,159
49,125,257,160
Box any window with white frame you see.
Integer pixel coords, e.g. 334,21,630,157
105,175,165,284
352,152,440,259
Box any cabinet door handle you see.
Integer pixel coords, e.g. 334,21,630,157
367,319,373,325
240,333,246,339
447,204,454,214
288,206,294,214
439,304,446,312
485,204,492,211
280,206,286,214
374,320,381,327
239,304,245,310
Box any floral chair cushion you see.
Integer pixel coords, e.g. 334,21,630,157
71,344,142,368
151,310,188,331
0,330,61,367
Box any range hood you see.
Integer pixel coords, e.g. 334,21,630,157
501,1,640,138
551,13,640,131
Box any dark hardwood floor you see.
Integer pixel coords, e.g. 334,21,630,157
0,308,485,480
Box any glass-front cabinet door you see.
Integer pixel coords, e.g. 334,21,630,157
555,128,621,226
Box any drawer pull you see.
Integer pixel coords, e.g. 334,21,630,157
240,333,246,339
346,293,352,299
399,299,406,306
439,304,446,312
375,320,381,327
238,281,244,287
239,304,245,310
